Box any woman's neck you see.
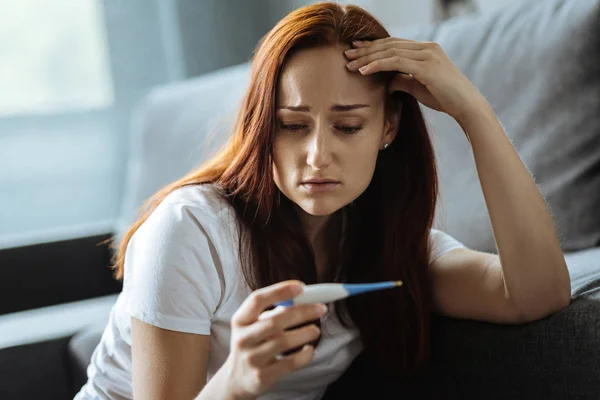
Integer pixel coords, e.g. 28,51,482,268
297,209,343,282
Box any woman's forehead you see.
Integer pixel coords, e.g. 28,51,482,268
276,45,385,109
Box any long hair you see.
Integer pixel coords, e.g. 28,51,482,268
109,2,438,377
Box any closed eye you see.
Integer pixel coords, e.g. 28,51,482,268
280,124,307,131
279,124,363,135
336,126,362,135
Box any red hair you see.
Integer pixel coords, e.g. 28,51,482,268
109,2,438,378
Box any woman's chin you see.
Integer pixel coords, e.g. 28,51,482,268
296,200,342,217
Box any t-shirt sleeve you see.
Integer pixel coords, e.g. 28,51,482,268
429,228,468,264
123,198,223,335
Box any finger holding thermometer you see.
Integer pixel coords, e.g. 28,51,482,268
274,281,403,308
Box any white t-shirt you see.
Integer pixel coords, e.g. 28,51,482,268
75,183,466,400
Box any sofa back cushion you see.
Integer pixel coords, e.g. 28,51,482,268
115,64,250,240
390,0,600,252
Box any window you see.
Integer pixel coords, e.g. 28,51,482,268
0,1,179,247
0,0,113,117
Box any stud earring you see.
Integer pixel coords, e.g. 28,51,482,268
382,143,390,150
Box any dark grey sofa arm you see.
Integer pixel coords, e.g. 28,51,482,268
431,293,600,399
428,246,600,400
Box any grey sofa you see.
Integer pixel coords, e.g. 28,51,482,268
66,0,599,398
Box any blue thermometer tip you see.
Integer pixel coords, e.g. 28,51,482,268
343,280,403,296
276,300,294,307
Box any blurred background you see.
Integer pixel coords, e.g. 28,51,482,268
4,0,598,399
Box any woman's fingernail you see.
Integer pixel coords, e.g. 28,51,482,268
359,65,369,73
346,60,356,69
292,283,304,295
353,40,364,45
345,48,356,55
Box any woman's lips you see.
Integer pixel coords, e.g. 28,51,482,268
300,182,340,193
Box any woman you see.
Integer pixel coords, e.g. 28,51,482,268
75,2,571,399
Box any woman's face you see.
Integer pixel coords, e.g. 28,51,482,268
273,44,398,216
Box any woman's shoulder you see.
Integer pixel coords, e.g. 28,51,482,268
121,183,239,336
134,183,240,250
163,183,233,216
428,228,467,263
160,183,236,227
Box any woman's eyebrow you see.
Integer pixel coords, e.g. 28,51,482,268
276,104,371,112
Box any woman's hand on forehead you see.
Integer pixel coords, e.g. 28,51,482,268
343,38,489,123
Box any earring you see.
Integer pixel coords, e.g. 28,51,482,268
382,143,390,150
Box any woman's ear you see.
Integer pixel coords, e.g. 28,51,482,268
383,101,402,146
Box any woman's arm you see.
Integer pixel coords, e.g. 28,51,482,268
131,317,236,399
456,106,571,318
428,105,571,324
346,38,571,323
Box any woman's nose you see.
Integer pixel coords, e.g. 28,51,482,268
306,129,333,170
